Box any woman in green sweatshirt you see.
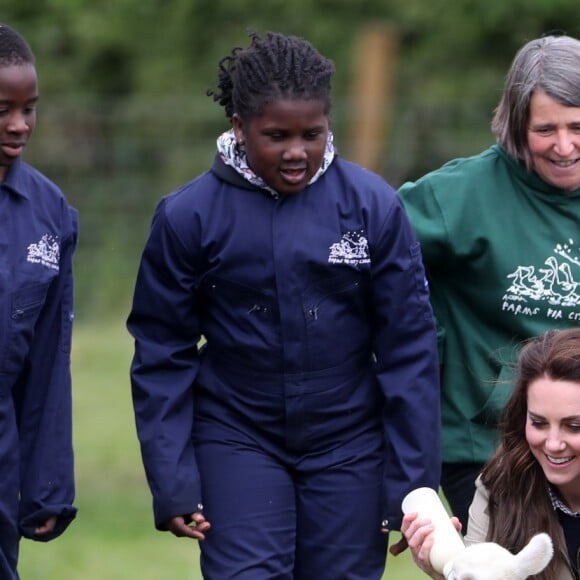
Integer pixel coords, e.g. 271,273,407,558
398,34,580,530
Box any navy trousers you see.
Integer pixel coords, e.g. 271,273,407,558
440,462,483,532
195,422,388,579
0,395,22,580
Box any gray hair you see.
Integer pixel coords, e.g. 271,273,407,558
491,35,580,170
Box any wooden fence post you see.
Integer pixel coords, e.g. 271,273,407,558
346,24,398,174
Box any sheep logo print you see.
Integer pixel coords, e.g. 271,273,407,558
503,238,580,321
328,230,370,265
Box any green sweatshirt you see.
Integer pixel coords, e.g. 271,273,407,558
399,144,580,463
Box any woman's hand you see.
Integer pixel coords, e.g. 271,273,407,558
400,511,457,580
167,511,211,540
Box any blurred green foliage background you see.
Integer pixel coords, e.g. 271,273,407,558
6,0,580,321
4,1,580,577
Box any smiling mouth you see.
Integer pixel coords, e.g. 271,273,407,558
550,158,579,168
546,454,575,465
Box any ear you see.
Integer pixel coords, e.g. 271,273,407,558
232,114,245,146
513,533,553,577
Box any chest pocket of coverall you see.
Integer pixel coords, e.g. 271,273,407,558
303,269,370,369
0,282,50,390
200,274,278,349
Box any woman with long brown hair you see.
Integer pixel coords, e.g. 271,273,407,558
402,328,580,580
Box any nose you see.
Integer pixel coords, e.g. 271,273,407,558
554,129,575,157
545,428,566,453
7,112,30,134
282,140,307,160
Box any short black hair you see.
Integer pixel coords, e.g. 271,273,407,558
0,23,35,67
208,31,335,121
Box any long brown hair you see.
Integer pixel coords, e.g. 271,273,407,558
481,329,580,580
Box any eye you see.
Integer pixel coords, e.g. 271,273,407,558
532,127,554,136
305,129,323,140
262,129,286,141
530,418,547,428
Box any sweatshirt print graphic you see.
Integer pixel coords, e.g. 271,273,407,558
504,238,580,321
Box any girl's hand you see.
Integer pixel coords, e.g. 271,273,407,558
167,511,211,540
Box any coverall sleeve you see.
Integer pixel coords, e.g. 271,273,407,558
398,180,451,363
127,199,203,530
372,194,441,531
16,206,78,541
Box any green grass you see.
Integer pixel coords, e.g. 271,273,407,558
18,320,427,579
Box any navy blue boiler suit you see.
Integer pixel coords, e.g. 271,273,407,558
129,156,441,579
0,159,77,579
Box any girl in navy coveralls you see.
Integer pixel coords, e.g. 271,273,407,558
0,23,77,579
128,31,440,579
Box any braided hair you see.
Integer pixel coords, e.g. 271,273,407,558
0,23,34,67
208,31,335,121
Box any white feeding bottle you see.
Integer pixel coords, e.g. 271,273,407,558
402,487,465,574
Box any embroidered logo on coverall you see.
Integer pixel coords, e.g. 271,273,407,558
27,234,60,271
328,230,370,265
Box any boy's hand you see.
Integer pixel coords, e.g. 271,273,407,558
34,516,57,536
